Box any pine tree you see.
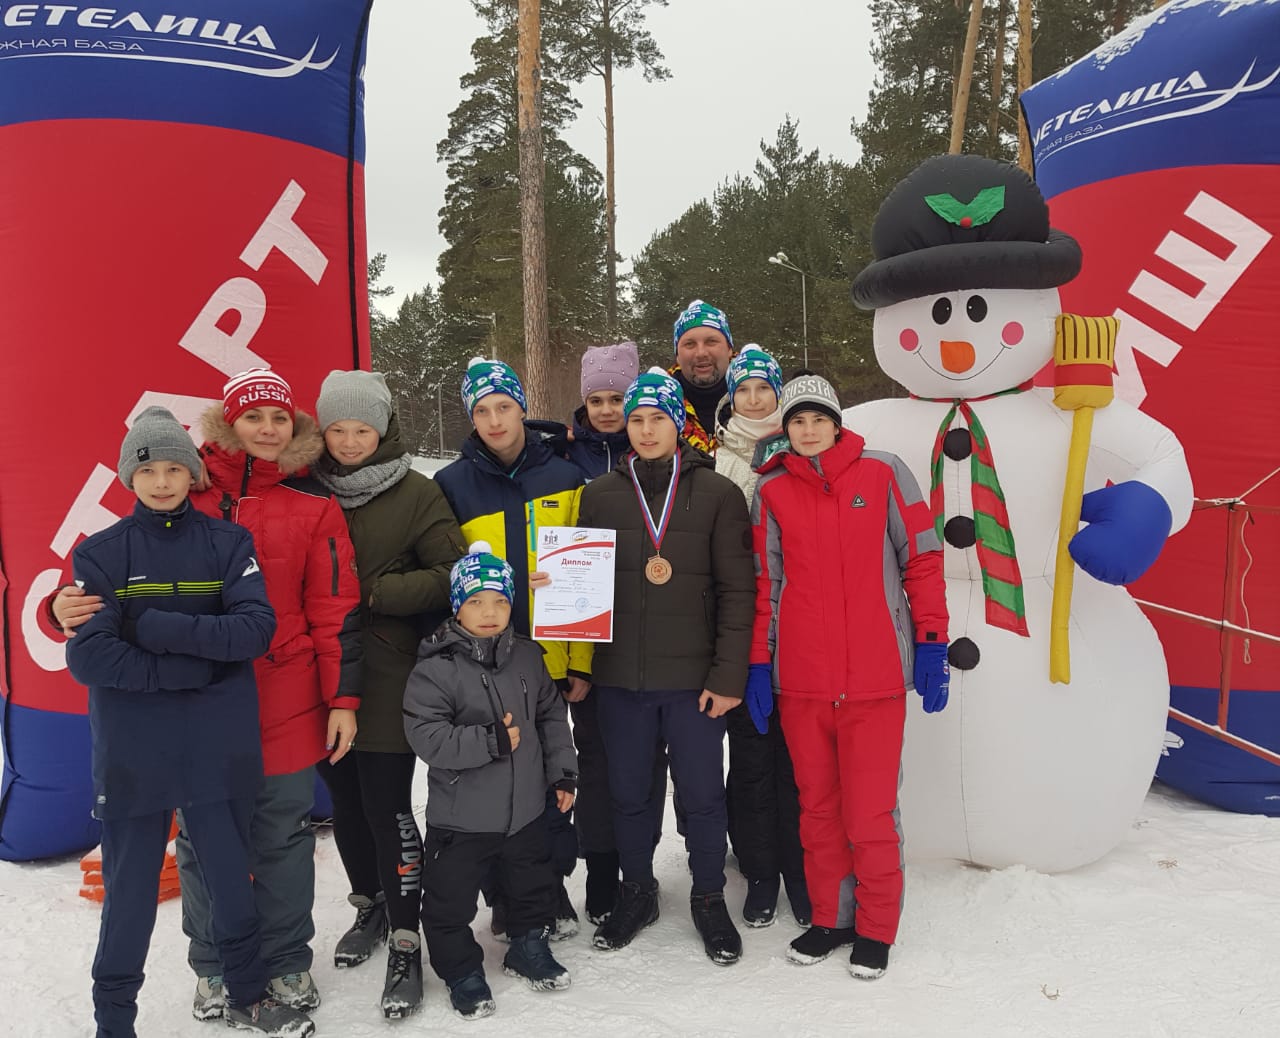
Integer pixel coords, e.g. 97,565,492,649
437,0,608,420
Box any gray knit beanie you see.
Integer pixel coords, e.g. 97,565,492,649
316,369,393,437
780,372,843,428
118,406,201,489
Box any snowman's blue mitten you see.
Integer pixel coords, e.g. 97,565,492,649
913,643,950,714
745,664,774,735
1069,481,1173,585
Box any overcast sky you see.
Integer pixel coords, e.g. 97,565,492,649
362,1,876,310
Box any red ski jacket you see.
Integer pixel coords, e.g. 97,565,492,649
750,429,947,701
197,408,362,774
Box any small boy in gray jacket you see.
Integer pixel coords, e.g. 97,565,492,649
403,541,578,1020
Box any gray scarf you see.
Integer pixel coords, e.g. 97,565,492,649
313,452,414,509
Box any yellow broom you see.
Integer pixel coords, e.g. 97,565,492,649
1050,314,1119,684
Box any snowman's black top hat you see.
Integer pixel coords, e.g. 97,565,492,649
850,154,1082,310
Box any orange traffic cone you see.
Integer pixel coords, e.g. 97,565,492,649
79,816,183,904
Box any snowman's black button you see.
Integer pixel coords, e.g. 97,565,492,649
943,428,972,460
949,637,980,670
944,516,976,548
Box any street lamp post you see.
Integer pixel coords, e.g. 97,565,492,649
768,251,809,369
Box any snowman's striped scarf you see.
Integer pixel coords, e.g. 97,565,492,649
928,390,1030,637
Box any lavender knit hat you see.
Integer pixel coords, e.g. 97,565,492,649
580,341,640,399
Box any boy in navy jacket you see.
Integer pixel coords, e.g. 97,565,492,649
66,407,311,1038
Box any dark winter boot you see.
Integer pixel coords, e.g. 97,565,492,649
223,994,315,1037
690,892,742,966
503,927,572,991
786,925,856,965
380,929,423,1019
551,879,579,941
584,851,620,924
591,879,659,951
742,877,781,928
333,892,387,968
784,874,812,928
447,971,496,1021
849,935,891,980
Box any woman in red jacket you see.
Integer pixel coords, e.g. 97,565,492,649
747,372,949,981
52,369,362,1019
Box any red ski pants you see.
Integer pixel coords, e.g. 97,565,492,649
778,692,906,944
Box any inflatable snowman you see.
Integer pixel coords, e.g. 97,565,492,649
846,155,1193,872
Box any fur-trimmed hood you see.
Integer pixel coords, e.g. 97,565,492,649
200,404,325,478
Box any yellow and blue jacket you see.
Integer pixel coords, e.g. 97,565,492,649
434,423,589,681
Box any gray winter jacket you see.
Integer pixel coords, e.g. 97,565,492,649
403,619,577,836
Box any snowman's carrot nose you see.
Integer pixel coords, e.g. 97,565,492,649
940,339,975,372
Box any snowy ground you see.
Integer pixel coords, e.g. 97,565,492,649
2,780,1278,1037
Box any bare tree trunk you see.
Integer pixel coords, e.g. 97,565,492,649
518,0,551,417
603,0,618,337
949,0,985,154
989,0,1008,154
1016,0,1033,172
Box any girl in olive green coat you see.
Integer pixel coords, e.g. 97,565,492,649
312,370,467,1020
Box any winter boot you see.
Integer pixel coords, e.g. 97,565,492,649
193,975,227,1021
784,874,812,927
334,892,387,968
551,880,580,940
502,927,572,991
849,935,891,980
489,898,509,943
584,850,620,924
380,929,424,1019
267,972,320,1012
224,994,315,1037
742,877,781,928
691,892,742,966
447,971,496,1021
592,878,659,951
786,925,855,965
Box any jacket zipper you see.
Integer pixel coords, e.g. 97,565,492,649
240,456,253,498
520,676,531,721
328,537,339,595
480,673,515,833
219,491,234,522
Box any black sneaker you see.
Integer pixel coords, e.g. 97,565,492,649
849,935,890,980
690,892,742,966
784,875,812,928
551,881,579,941
224,994,315,1036
333,892,387,968
786,925,855,965
447,971,496,1021
503,927,571,991
380,929,423,1019
584,851,619,924
742,877,780,928
592,879,659,951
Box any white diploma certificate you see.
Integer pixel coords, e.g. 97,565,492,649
531,527,617,642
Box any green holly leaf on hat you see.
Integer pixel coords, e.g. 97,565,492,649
924,185,1006,229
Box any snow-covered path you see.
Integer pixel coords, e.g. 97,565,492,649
2,782,1277,1037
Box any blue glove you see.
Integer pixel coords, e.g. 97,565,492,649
745,664,774,735
913,643,950,714
1068,481,1173,586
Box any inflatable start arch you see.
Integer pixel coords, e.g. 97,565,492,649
1022,0,1280,813
0,1,375,860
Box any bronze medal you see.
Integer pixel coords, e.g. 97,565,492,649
645,555,672,585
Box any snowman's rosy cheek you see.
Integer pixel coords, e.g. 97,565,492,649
899,328,920,352
1002,321,1024,346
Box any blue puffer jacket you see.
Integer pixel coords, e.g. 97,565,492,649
564,406,631,482
66,502,277,821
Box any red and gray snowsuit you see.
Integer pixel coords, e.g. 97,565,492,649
750,429,946,944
